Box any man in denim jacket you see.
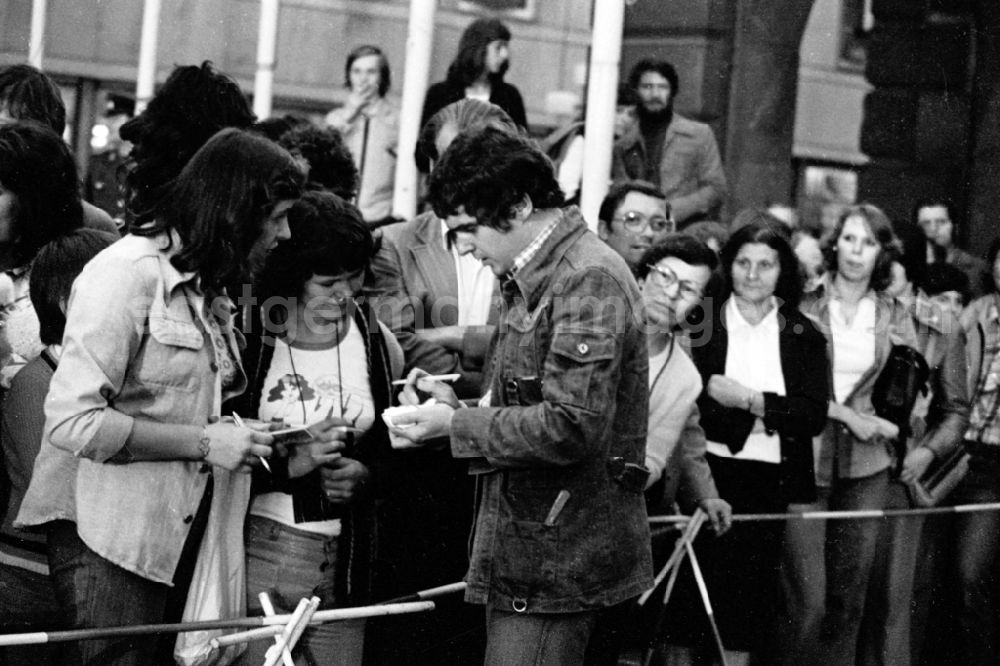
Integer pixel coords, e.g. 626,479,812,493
392,126,653,664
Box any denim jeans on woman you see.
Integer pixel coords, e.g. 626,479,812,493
778,469,890,665
237,515,364,666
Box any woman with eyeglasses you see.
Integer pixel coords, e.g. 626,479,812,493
228,191,402,666
672,213,828,666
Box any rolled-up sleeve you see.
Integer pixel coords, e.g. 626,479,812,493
450,268,641,468
44,254,152,462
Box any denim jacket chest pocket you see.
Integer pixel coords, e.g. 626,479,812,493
500,297,550,381
130,304,206,394
545,326,617,413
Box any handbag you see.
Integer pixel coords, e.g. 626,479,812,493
906,443,971,507
173,469,253,666
871,344,930,475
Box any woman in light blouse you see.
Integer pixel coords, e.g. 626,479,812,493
779,204,914,665
18,129,305,665
675,214,827,666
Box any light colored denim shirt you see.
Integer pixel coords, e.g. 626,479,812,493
19,232,247,584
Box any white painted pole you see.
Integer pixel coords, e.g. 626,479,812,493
28,0,47,69
135,0,162,114
253,0,281,120
392,0,437,220
580,0,625,231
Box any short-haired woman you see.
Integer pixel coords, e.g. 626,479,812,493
673,214,828,665
230,191,402,665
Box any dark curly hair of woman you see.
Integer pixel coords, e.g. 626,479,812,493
120,61,255,230
278,125,358,200
428,126,562,230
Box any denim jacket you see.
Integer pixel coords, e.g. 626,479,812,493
449,207,653,613
28,232,247,584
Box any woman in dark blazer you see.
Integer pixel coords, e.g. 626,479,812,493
676,214,828,665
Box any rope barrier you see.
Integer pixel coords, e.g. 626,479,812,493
648,501,1000,525
0,600,435,648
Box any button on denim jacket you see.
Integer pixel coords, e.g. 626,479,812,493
449,208,653,613
31,233,246,584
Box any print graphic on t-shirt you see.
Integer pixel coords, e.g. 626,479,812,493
313,375,363,424
265,373,316,421
265,372,362,424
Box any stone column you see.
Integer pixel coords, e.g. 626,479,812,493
723,0,816,215
967,0,1000,255
858,1,977,243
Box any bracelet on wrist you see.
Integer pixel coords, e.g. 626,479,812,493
197,426,212,460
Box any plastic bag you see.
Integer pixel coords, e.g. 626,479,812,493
174,469,253,666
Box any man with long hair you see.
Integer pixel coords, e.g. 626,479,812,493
612,59,727,226
418,18,526,171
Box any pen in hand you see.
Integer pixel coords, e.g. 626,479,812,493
232,413,272,473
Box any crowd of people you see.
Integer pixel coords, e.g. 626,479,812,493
0,13,998,666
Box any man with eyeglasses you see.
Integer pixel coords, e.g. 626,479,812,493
612,59,727,225
598,180,675,274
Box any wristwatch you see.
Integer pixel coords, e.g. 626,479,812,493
197,426,212,460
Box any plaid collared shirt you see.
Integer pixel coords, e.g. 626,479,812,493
507,215,562,279
967,300,1000,446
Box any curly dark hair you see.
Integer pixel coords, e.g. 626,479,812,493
627,59,680,96
821,203,898,293
120,62,255,229
156,128,304,291
278,125,358,200
720,216,804,309
257,191,377,323
446,18,511,87
0,121,84,269
251,114,309,142
428,126,562,230
0,65,67,134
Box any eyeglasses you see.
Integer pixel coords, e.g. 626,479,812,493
614,211,674,234
645,263,703,301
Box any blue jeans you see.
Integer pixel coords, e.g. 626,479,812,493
45,477,211,666
945,456,1000,663
238,515,365,666
484,606,598,666
0,561,66,665
47,521,184,666
858,480,923,666
777,469,890,665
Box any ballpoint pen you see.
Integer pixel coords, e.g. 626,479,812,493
232,412,272,473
